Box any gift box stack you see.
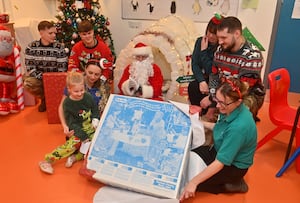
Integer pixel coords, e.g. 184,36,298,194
43,72,67,124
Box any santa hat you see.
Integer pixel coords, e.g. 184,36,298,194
132,42,153,57
0,25,11,37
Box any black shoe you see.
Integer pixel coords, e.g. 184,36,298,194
38,99,46,112
223,179,248,193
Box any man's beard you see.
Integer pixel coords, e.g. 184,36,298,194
129,58,154,86
221,39,236,52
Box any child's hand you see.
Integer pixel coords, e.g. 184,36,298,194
63,126,74,137
92,118,99,129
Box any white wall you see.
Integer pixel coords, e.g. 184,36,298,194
2,0,56,21
101,0,278,80
2,0,278,79
1,0,57,73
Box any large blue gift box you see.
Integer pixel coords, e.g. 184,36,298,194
87,94,192,199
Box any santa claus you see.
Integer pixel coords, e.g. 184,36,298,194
118,42,163,100
0,25,21,115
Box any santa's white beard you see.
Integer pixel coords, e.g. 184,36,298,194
0,40,13,57
129,58,154,86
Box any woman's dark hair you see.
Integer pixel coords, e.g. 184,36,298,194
85,58,100,68
84,58,102,88
206,14,224,34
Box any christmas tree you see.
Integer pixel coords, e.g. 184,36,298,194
55,0,116,59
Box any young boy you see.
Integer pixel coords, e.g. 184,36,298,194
39,72,99,174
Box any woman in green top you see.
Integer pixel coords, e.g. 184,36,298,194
181,78,257,201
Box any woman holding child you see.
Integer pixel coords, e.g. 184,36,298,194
58,58,110,137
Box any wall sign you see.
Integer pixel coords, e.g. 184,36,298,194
122,0,239,22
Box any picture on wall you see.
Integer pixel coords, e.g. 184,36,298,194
122,0,239,22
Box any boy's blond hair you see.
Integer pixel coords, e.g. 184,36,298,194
66,72,84,88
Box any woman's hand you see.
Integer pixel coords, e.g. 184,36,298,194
201,36,208,51
179,181,197,201
200,95,212,109
189,105,202,115
199,81,209,94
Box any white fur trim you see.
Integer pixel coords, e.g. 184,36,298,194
121,79,134,96
100,75,107,82
99,58,108,69
141,85,153,98
0,30,11,37
132,46,152,57
99,58,114,70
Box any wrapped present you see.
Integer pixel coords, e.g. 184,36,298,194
43,72,67,124
87,94,192,199
24,89,36,106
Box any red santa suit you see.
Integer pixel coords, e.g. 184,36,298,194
118,43,163,100
0,26,20,115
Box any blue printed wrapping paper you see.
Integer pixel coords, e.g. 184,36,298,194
87,94,192,199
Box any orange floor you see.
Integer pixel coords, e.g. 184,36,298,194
1,95,300,203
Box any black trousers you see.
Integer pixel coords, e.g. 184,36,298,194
188,80,217,115
188,80,208,106
192,146,248,194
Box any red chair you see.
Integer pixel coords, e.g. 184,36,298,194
256,68,300,173
276,106,300,176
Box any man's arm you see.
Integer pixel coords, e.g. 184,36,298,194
68,44,80,71
24,43,42,79
56,43,68,72
239,43,264,87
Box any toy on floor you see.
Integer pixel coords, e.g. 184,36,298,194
0,25,23,115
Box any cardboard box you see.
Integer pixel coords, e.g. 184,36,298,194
43,72,67,124
87,94,192,199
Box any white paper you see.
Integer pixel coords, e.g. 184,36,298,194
94,186,179,203
189,113,205,149
79,141,91,154
169,100,205,149
187,151,207,181
292,0,300,19
168,100,190,116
